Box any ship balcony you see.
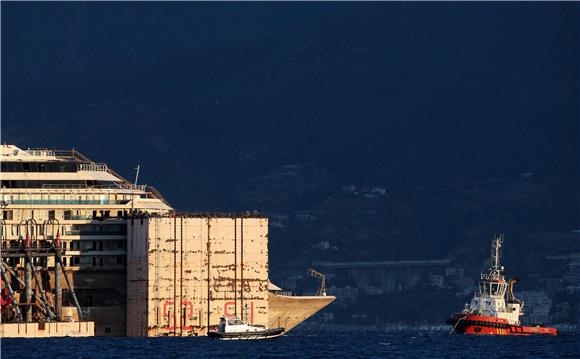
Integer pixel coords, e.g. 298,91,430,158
63,232,126,239
78,163,108,172
65,250,126,256
64,215,91,220
5,199,130,205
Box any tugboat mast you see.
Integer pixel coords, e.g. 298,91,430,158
484,233,504,281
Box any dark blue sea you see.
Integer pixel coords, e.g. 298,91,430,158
1,331,578,358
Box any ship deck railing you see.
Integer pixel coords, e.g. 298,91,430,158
41,183,147,191
24,148,171,207
145,211,267,218
78,163,108,172
5,199,130,205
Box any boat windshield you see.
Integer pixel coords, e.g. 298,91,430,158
479,281,507,296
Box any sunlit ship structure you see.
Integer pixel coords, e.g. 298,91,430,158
446,234,557,336
0,145,334,337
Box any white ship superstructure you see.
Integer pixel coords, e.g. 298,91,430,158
0,144,334,337
464,234,523,325
1,145,171,335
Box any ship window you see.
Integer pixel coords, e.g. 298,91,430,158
474,327,482,333
2,210,13,220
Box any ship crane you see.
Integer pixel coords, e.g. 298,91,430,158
308,268,327,296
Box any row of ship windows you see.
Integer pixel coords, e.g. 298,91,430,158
0,193,134,204
1,222,127,237
1,240,125,250
1,180,119,189
2,209,128,221
4,255,127,268
1,162,79,173
60,239,126,251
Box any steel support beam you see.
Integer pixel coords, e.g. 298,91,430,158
0,264,23,322
54,259,62,320
24,260,32,322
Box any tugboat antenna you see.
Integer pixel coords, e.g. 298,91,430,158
490,233,504,273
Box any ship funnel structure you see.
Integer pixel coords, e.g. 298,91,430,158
507,278,521,304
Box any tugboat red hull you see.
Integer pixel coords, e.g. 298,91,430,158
447,314,558,336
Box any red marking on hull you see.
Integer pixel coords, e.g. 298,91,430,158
162,300,194,331
448,314,558,336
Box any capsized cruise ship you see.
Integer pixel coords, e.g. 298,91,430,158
0,145,334,337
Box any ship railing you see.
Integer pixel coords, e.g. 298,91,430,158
144,186,171,207
103,167,151,193
78,163,108,172
115,183,147,191
42,184,89,189
5,199,129,205
23,148,100,165
46,149,91,162
25,148,170,206
146,211,267,218
41,183,147,191
23,148,56,157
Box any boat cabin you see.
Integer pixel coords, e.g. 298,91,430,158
478,280,507,297
217,317,262,333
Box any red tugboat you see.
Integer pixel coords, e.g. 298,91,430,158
447,234,558,336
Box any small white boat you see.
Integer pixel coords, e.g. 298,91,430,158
208,317,285,340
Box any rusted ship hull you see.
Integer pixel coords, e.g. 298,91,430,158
0,145,336,337
268,293,335,333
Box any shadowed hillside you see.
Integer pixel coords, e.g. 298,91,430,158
2,2,579,324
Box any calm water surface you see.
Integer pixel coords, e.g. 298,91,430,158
1,331,579,358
